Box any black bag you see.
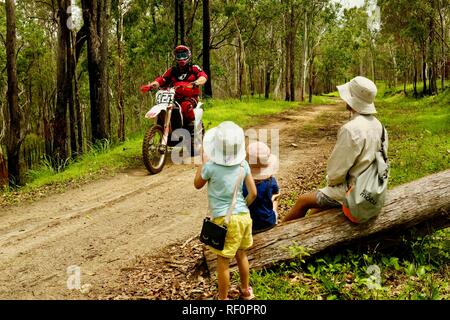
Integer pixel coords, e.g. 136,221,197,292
199,217,227,250
199,164,244,251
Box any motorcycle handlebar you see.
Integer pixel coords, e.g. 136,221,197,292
140,83,196,94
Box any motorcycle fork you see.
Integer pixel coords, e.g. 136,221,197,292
161,104,173,146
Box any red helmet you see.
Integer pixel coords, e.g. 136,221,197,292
173,45,192,67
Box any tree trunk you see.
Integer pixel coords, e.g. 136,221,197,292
301,11,308,102
81,0,112,143
288,3,295,101
438,0,446,91
117,1,125,142
179,0,185,45
308,54,314,103
54,0,70,163
283,0,290,101
249,64,255,97
413,46,418,97
5,0,23,186
234,18,245,99
174,0,179,47
0,146,8,188
422,46,427,95
264,65,271,99
202,0,212,98
67,31,77,158
204,170,450,273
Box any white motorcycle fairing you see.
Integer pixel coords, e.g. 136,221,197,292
145,104,169,119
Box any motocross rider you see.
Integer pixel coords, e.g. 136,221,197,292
145,45,208,127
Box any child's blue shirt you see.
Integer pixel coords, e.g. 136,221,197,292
201,160,251,218
243,176,279,232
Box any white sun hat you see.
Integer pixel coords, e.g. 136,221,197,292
246,141,279,180
203,121,246,166
337,76,378,114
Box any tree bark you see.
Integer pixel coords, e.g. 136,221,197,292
0,146,8,188
81,0,112,143
264,65,271,99
300,11,308,102
308,54,314,103
5,0,23,186
67,31,77,158
282,0,290,101
117,0,125,142
204,170,450,273
179,0,185,45
54,0,70,163
202,0,212,98
422,46,427,95
174,0,179,47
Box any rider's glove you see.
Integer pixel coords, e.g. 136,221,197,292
140,84,153,93
191,81,199,88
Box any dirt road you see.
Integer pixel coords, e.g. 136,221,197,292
0,102,346,299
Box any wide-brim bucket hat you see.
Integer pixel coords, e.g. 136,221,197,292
246,141,279,180
203,121,246,166
337,76,377,114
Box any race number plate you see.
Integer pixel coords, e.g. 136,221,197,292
155,91,175,105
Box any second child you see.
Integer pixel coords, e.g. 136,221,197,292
243,141,280,234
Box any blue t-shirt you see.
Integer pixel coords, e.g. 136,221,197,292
243,176,279,232
201,160,251,218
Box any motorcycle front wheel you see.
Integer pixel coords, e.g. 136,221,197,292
142,125,167,174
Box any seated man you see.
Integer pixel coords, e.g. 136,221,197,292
282,76,388,222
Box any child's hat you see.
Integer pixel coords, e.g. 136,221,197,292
247,141,278,180
203,121,246,166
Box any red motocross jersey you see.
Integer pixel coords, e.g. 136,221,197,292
155,64,208,99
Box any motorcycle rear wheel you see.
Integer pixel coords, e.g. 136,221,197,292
142,125,167,174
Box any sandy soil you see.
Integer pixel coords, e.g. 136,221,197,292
0,102,346,299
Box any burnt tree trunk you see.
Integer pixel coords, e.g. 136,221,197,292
82,0,112,143
205,170,450,273
54,0,70,163
5,0,23,186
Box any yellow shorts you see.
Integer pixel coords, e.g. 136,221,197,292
208,213,253,259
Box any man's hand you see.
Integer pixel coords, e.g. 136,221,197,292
140,84,151,93
140,82,159,93
191,80,199,88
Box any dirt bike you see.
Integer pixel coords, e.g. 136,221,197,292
140,83,204,174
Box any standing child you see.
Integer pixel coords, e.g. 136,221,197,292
243,141,280,234
194,121,257,300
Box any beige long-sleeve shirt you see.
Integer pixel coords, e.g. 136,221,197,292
321,113,388,201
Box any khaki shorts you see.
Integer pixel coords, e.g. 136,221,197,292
316,190,341,208
319,183,348,205
208,213,253,259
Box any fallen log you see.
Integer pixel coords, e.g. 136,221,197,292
204,169,450,273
